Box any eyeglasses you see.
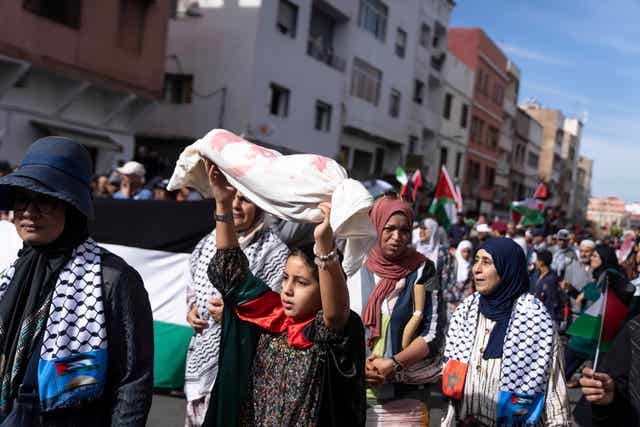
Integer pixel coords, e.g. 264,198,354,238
13,191,60,215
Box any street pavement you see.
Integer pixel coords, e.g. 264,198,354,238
147,384,583,426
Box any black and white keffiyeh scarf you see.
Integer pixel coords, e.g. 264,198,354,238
0,238,107,415
443,293,554,426
184,226,289,402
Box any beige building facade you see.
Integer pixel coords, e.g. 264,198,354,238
587,196,625,228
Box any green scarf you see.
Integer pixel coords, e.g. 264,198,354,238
203,274,270,427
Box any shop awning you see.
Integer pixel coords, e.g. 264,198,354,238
31,120,123,152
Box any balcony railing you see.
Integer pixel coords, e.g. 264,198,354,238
430,52,446,72
307,40,346,72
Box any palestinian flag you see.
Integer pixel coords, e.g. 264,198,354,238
567,275,629,354
429,166,457,230
510,199,545,226
534,182,548,200
399,169,423,202
395,166,408,186
91,198,215,389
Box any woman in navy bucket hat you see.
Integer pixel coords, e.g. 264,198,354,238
0,137,154,426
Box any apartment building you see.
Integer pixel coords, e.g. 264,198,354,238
519,103,565,207
523,109,543,198
136,0,455,181
574,156,593,222
437,52,473,188
495,59,520,216
0,1,170,173
562,118,583,219
587,197,626,228
447,28,508,216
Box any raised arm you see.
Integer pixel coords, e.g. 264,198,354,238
205,159,239,250
315,203,350,331
204,160,249,299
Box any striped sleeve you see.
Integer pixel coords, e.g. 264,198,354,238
417,260,447,356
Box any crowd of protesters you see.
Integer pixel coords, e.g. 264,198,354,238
91,160,204,202
2,135,640,427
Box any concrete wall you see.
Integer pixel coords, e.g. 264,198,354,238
0,108,134,173
0,1,170,98
248,0,346,157
440,52,473,183
135,3,261,139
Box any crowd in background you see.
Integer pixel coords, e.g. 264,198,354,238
4,145,640,425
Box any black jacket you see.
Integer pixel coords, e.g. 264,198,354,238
575,315,640,426
5,250,154,427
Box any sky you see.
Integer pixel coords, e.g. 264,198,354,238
449,0,640,202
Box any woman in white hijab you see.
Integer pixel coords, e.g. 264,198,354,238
441,240,473,315
414,218,440,266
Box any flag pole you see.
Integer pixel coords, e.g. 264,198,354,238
592,279,608,372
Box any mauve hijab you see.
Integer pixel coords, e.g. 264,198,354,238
362,195,426,347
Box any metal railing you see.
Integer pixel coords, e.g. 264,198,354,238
307,40,346,72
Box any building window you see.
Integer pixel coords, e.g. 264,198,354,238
455,152,463,178
419,23,431,48
493,83,504,105
460,104,469,128
413,79,424,104
487,126,499,147
163,73,193,104
443,93,453,119
485,166,495,187
351,57,382,105
467,159,481,189
409,135,419,154
374,148,385,175
117,0,150,54
471,117,484,143
475,70,484,93
389,89,401,118
352,149,373,177
358,0,388,42
440,146,448,170
23,0,82,28
314,101,332,132
483,73,490,95
269,83,290,117
337,145,350,167
395,28,407,58
277,0,298,38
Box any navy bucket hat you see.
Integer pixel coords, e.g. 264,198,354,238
0,136,94,219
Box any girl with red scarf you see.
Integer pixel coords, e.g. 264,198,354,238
201,162,366,427
346,194,446,425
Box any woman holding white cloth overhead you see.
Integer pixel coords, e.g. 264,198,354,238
183,182,289,426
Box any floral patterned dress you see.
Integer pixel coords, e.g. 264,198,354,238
208,247,366,427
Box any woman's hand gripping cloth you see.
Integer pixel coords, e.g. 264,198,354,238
167,129,376,276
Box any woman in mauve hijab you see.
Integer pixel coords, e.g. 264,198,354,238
346,194,446,425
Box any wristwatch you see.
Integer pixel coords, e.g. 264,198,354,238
391,355,404,372
214,213,232,223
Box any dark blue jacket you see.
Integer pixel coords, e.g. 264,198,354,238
530,271,565,324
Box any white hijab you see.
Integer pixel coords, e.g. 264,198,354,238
415,218,440,265
454,240,473,283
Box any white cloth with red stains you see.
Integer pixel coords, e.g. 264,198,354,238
167,129,376,276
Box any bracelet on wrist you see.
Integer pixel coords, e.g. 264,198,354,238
313,243,337,260
214,213,232,223
314,252,340,270
391,355,404,372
